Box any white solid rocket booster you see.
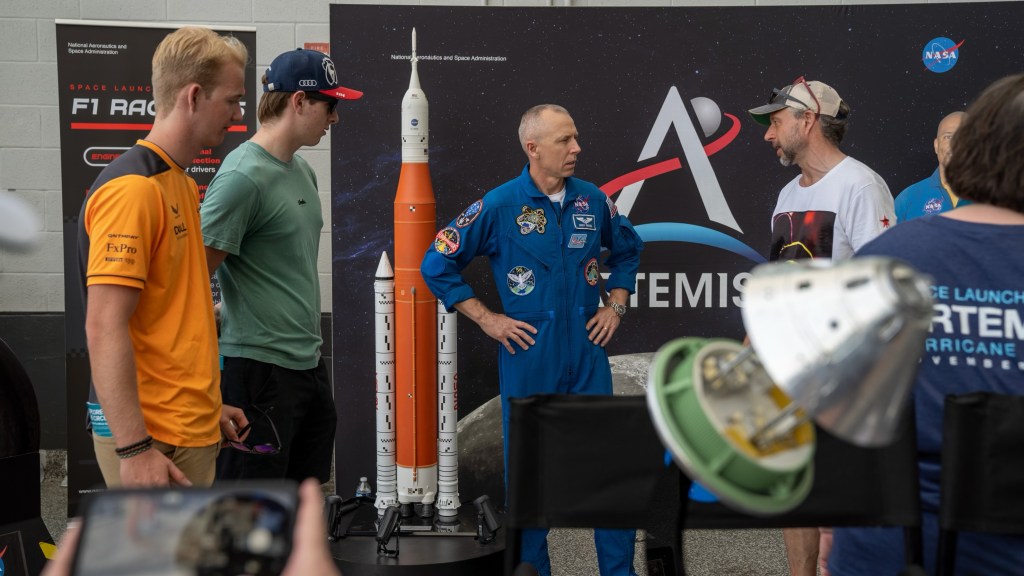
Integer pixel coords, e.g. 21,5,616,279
435,301,461,520
374,252,399,514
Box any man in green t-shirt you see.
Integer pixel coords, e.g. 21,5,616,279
201,48,362,481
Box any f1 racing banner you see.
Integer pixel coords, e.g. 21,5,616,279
56,20,256,512
328,3,1023,494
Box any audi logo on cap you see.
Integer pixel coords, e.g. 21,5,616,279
298,79,317,87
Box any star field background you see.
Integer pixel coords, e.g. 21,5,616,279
328,3,1023,493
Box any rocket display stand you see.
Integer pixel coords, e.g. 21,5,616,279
329,503,504,575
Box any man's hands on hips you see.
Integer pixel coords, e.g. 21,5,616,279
455,298,537,354
588,288,628,347
586,306,621,347
479,310,537,354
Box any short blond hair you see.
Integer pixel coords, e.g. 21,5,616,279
152,26,248,117
518,104,570,153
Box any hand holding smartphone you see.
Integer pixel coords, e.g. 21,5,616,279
70,481,298,576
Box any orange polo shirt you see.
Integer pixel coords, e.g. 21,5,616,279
82,140,221,447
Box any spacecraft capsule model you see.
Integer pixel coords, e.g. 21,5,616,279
383,28,449,517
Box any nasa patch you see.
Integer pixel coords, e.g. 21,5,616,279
507,265,536,296
517,205,547,235
573,214,596,231
568,233,588,249
584,258,599,286
433,227,461,255
574,196,590,213
456,199,483,228
922,37,962,74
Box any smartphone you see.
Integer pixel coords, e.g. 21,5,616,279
70,481,297,576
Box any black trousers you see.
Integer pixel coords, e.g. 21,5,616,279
216,356,336,483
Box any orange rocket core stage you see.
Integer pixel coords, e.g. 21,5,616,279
394,161,438,482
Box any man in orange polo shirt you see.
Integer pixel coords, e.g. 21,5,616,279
77,26,249,487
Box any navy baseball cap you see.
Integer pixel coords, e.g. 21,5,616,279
264,48,363,100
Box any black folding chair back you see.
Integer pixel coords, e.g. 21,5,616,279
505,394,676,575
936,392,1024,576
505,394,923,576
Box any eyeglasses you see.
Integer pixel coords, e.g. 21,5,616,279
228,405,281,455
304,92,338,115
769,76,821,115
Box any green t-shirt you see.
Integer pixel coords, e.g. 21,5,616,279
201,141,323,369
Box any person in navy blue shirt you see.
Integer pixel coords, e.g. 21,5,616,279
422,104,643,576
830,75,1024,576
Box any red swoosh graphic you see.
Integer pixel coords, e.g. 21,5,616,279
600,158,682,196
704,113,741,156
599,113,740,196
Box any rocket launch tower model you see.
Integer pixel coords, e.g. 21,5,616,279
374,29,461,524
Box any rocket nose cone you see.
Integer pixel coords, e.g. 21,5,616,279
376,251,394,278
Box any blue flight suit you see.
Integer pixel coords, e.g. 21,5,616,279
422,165,643,576
894,168,971,222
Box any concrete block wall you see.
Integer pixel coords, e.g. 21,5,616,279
0,0,1006,317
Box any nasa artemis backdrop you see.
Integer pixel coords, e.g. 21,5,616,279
329,3,1023,492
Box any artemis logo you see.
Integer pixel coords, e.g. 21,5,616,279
600,86,764,264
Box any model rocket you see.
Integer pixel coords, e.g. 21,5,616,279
373,253,398,512
373,29,460,522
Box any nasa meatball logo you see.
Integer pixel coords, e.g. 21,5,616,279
922,37,964,74
507,265,535,296
574,196,589,213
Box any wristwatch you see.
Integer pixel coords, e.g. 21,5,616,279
608,301,627,318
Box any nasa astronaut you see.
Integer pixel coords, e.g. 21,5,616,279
421,104,643,576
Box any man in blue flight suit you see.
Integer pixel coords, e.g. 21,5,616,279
894,111,968,221
421,104,643,576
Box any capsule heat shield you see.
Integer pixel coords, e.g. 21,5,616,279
647,337,814,515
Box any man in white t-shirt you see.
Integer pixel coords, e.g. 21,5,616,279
749,77,895,263
747,77,896,576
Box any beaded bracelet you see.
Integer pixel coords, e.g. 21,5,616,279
115,435,153,459
116,441,153,460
